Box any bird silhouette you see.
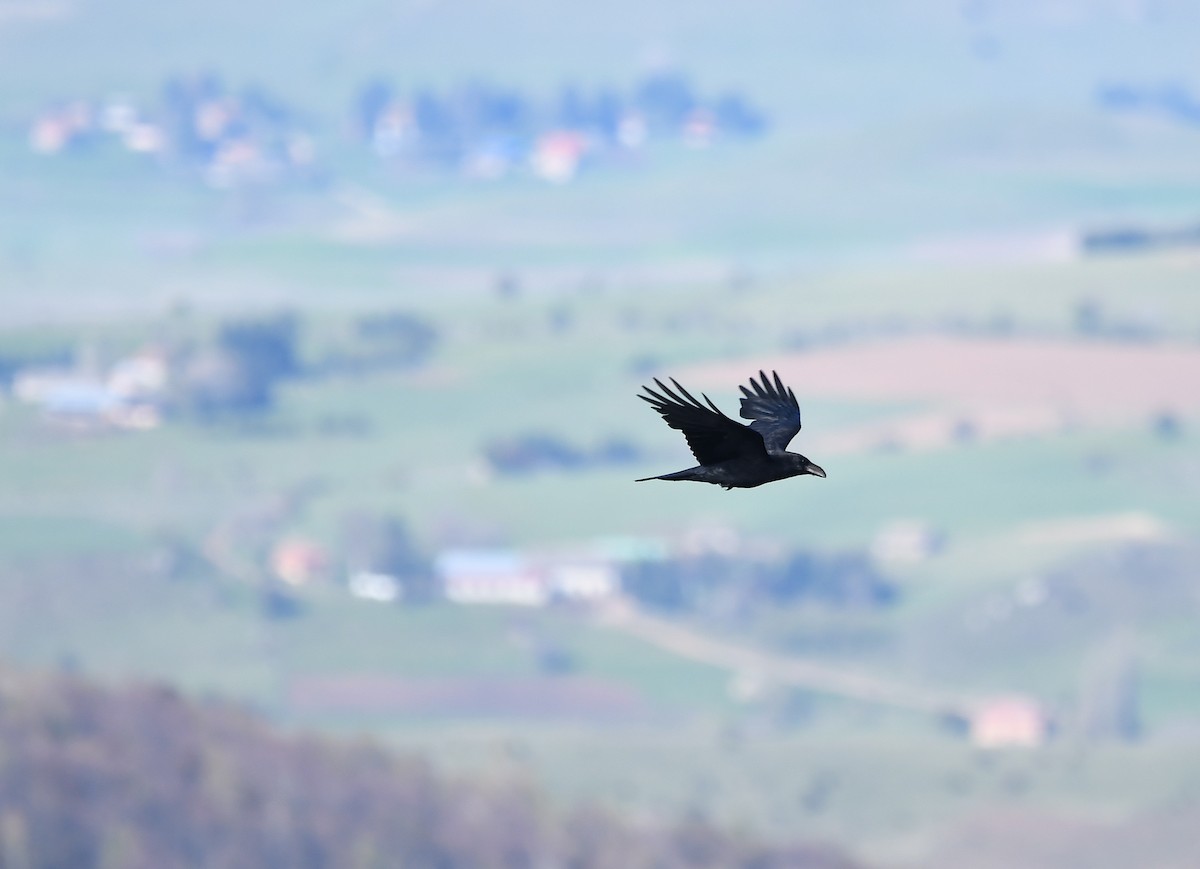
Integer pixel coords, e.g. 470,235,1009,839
636,370,826,490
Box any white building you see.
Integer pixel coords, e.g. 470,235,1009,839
107,351,168,401
437,550,548,606
544,559,619,602
871,520,945,566
348,571,402,603
436,548,620,606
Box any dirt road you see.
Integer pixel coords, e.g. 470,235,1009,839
597,597,974,716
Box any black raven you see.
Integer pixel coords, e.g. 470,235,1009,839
636,370,826,490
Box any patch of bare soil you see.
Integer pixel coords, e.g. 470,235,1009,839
680,336,1200,453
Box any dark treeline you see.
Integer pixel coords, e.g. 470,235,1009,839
176,312,303,417
0,347,71,389
174,309,440,420
0,666,863,869
1096,79,1200,126
483,432,643,475
622,551,896,614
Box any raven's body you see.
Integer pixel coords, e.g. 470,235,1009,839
645,453,815,489
636,371,825,490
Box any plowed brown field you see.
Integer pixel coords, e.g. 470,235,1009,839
680,336,1200,453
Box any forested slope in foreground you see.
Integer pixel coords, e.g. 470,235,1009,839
0,665,861,869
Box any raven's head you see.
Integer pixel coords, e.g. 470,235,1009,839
788,454,826,479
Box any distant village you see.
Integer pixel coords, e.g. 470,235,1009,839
27,70,768,188
352,72,767,183
266,521,922,611
3,309,431,432
29,74,318,189
11,345,169,431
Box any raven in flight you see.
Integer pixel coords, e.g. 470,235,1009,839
636,370,826,490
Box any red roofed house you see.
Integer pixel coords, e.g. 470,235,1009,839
969,695,1050,749
271,538,329,587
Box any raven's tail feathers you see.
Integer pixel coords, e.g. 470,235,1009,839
635,469,696,483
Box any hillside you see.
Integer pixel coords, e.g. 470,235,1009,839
0,664,861,869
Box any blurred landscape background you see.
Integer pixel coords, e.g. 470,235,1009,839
2,1,1200,866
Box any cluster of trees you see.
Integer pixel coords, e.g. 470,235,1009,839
632,73,766,135
483,432,642,476
175,313,301,418
1096,80,1200,126
339,511,437,600
1078,635,1141,742
0,345,71,389
621,550,896,614
318,311,441,376
1071,296,1176,344
1078,222,1200,258
173,309,440,420
0,666,862,869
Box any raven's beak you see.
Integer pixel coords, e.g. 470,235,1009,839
808,464,827,478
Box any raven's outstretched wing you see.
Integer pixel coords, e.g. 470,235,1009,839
738,370,801,453
640,378,766,465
